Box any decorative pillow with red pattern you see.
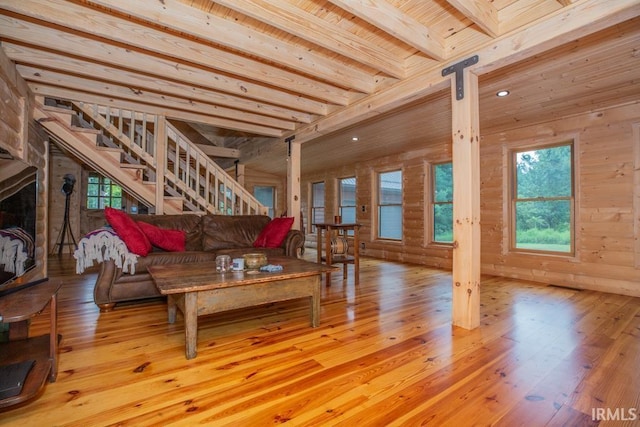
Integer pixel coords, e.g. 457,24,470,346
104,207,152,256
137,221,186,252
253,217,294,248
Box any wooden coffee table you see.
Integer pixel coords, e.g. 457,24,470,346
148,256,337,359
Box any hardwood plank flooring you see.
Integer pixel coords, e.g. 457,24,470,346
0,253,638,426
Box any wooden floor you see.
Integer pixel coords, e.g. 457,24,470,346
1,252,639,426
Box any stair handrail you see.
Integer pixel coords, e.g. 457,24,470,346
70,99,266,215
165,122,266,215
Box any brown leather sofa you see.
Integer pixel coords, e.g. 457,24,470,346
94,214,304,312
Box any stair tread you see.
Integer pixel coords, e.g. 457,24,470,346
40,97,262,216
70,126,101,134
95,146,121,152
40,104,73,115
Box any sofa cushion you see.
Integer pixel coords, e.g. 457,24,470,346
137,221,186,252
131,214,203,251
202,215,270,251
253,217,294,248
104,207,152,256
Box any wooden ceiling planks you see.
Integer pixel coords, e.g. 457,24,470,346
0,0,637,176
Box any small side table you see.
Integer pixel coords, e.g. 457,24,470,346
314,223,361,286
0,280,61,410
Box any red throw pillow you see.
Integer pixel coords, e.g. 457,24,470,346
104,207,152,256
253,217,294,248
137,221,186,252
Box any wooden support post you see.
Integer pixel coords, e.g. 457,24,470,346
450,69,481,329
287,138,301,230
235,162,245,186
634,123,640,269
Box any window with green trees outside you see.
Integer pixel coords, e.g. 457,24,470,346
432,162,453,243
86,174,123,209
513,143,573,253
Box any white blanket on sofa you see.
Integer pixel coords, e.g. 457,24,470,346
74,227,138,274
0,228,34,276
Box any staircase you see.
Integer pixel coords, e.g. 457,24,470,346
33,96,266,216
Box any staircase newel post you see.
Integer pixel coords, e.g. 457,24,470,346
155,115,166,214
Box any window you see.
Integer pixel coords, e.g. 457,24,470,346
512,143,573,253
218,184,233,215
254,186,275,218
311,181,325,233
378,170,402,240
432,162,453,243
339,177,356,234
86,174,123,209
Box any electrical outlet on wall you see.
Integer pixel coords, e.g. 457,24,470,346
361,205,366,212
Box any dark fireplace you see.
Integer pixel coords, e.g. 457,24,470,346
0,150,38,287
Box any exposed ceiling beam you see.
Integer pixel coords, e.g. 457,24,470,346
288,0,640,144
328,0,446,61
85,0,377,93
3,43,315,125
167,121,239,158
213,0,406,79
0,15,330,116
197,144,240,159
0,0,355,105
446,0,500,38
17,65,296,131
31,84,286,137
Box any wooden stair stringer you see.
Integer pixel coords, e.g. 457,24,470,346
34,100,158,208
72,102,187,214
73,102,156,167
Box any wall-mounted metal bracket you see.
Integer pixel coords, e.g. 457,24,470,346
441,55,479,100
285,135,295,157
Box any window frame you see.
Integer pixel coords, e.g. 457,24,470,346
376,169,403,241
86,173,123,210
338,176,356,235
253,185,276,218
509,141,575,255
310,181,325,233
430,161,454,245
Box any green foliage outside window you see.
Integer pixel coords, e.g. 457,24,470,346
87,175,123,209
433,163,453,243
514,144,573,252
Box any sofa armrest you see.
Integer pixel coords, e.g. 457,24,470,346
282,229,305,257
94,260,117,309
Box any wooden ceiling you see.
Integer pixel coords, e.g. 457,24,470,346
0,0,638,175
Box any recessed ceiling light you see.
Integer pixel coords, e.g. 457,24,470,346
352,137,359,141
496,90,510,97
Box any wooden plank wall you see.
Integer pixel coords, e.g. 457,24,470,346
26,121,48,280
243,168,286,218
301,103,640,297
48,150,82,254
482,103,640,297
